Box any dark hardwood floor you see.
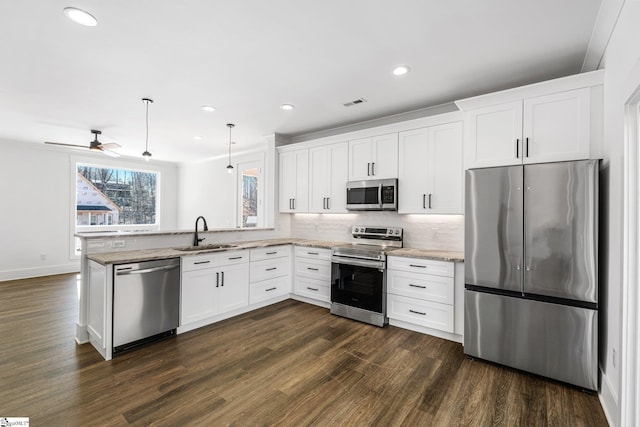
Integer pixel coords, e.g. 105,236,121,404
0,273,608,426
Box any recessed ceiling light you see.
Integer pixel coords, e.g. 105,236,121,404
392,66,410,76
280,104,295,111
193,136,203,140
201,105,216,112
63,7,98,27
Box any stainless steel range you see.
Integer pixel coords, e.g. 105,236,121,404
330,226,403,327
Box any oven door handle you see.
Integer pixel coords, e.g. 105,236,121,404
332,257,384,270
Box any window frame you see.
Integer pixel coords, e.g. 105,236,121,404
70,159,162,258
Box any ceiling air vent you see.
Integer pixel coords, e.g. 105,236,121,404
343,98,367,107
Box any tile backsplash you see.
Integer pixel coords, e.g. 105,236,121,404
289,212,464,251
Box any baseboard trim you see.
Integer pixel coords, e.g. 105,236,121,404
0,263,80,282
599,368,618,426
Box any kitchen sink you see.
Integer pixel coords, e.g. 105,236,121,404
176,244,236,252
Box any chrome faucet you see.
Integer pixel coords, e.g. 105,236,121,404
193,216,208,246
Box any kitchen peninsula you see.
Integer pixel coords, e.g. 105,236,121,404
75,229,464,361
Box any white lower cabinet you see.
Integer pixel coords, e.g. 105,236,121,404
180,251,249,327
249,246,291,304
293,246,331,304
387,256,455,334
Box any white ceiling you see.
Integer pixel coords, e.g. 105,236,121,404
0,0,602,163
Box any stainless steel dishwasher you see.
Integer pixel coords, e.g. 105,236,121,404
113,258,180,354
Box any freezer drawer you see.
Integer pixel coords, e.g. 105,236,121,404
464,290,597,390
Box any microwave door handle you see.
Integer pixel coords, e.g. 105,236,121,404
378,183,383,208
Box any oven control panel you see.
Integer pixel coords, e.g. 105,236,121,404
352,226,403,240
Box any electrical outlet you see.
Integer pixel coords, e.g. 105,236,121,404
613,348,617,368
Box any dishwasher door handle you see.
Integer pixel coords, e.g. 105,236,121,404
116,264,179,275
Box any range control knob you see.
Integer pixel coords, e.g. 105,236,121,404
395,230,400,235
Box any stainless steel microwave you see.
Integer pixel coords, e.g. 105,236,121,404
346,179,398,211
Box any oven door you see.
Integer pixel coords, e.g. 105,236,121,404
331,258,385,313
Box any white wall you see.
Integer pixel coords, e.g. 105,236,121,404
598,1,640,423
0,139,179,281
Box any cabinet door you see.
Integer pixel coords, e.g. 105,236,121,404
279,151,297,212
309,145,330,213
429,122,463,214
327,142,348,212
466,101,523,168
371,133,398,179
279,149,309,212
398,128,429,213
523,88,590,164
218,263,249,314
348,137,373,180
181,268,217,325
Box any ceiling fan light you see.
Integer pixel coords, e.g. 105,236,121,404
63,7,98,27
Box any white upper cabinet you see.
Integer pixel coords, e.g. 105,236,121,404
309,142,348,213
398,121,463,214
522,89,590,164
279,148,309,212
457,71,603,169
348,133,398,180
466,101,523,168
465,88,590,168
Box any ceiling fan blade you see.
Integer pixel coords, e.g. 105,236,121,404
102,149,120,158
100,142,121,150
44,141,87,149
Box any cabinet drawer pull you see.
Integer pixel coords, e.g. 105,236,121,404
228,256,243,260
409,309,426,316
216,272,219,287
307,267,319,271
409,264,426,268
307,251,319,255
266,267,277,271
423,194,426,209
516,138,520,158
307,286,319,291
367,162,371,176
525,137,529,157
221,271,224,286
371,162,375,176
428,193,432,209
265,287,277,292
266,251,277,255
194,260,210,265
409,284,427,289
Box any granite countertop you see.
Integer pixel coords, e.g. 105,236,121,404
87,238,346,265
87,238,464,265
388,248,464,263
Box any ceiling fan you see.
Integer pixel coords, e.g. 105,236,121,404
45,129,121,157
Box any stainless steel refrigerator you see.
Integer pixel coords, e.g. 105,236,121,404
464,159,599,390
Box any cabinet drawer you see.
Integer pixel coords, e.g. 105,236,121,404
295,246,331,261
294,276,331,302
250,276,289,304
387,256,453,277
250,245,290,261
218,250,249,266
181,254,218,272
295,257,331,281
250,257,290,283
387,294,454,333
388,270,454,305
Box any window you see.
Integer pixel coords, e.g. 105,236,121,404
237,160,263,228
73,163,160,256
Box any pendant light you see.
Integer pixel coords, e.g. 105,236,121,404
141,98,153,161
226,123,235,173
